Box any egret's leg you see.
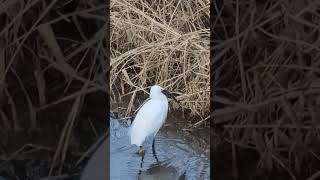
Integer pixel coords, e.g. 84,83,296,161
152,138,159,162
138,146,145,157
138,155,144,175
152,138,156,154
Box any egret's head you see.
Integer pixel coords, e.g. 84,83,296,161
150,85,179,103
150,85,163,98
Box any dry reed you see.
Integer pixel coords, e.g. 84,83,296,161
0,0,107,178
212,0,320,178
110,0,210,123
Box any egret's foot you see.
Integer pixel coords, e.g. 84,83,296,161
138,146,145,157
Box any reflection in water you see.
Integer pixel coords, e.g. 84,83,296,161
139,160,182,180
110,118,210,180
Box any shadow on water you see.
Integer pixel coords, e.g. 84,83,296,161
110,117,210,180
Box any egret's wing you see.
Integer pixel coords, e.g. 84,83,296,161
133,98,150,115
129,99,168,146
127,99,149,137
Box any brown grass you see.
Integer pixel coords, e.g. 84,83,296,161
212,0,320,178
0,0,107,178
110,0,210,123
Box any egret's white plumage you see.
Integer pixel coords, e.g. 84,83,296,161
129,85,168,147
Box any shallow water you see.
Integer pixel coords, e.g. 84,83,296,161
110,118,210,180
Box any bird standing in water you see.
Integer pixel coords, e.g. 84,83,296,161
129,85,179,158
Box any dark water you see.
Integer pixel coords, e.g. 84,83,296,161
110,118,210,180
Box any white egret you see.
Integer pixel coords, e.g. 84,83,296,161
129,85,179,157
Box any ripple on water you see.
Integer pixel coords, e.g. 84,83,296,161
110,118,210,180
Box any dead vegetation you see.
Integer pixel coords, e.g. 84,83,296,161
212,0,320,179
0,0,107,179
110,0,210,124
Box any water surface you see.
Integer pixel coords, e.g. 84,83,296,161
110,117,210,180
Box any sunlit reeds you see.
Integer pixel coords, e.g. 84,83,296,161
110,0,210,124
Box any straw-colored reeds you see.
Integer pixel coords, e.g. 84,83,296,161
110,0,210,123
212,0,320,178
1,0,107,177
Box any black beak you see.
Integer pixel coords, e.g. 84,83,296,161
161,89,180,103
